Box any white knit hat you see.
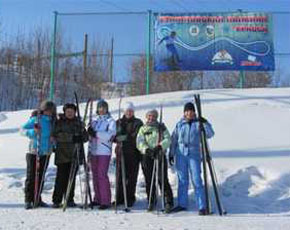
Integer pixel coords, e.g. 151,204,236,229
122,101,135,112
146,109,158,119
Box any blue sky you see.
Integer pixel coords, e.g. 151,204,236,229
1,0,290,83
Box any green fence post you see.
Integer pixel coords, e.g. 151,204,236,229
49,11,58,101
239,71,245,88
146,10,152,95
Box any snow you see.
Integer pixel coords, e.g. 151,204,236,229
0,88,290,229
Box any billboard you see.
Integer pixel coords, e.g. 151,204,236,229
154,12,275,71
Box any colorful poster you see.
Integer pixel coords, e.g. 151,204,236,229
154,12,275,71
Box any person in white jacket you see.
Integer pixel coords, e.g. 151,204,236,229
87,99,116,210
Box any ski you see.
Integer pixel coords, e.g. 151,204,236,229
115,96,130,213
194,94,226,216
33,108,41,208
84,98,94,209
194,94,210,214
63,93,93,211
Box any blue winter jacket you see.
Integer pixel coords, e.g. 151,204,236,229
21,115,53,156
169,118,214,158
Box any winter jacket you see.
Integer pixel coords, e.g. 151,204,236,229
169,118,214,158
115,115,143,152
89,114,116,156
137,122,171,154
52,114,88,165
21,114,54,156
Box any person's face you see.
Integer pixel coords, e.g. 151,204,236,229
43,109,53,116
65,108,76,119
146,113,156,123
184,110,196,121
98,106,107,115
125,109,134,119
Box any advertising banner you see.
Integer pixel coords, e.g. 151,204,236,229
154,12,275,71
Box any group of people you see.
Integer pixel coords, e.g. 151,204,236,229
21,98,214,215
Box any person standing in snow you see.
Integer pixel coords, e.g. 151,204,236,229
137,109,174,213
21,100,56,209
51,103,88,208
87,99,116,210
169,102,214,215
114,102,143,207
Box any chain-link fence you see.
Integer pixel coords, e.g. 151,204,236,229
0,10,289,111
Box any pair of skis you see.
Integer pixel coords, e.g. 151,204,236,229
115,97,130,213
148,104,165,214
194,94,226,216
62,93,93,211
33,108,51,208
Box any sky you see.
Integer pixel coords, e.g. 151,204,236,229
0,0,290,83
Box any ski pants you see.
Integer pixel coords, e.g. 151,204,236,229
116,147,140,206
52,162,77,204
176,153,206,210
90,155,111,205
141,153,173,207
25,153,49,203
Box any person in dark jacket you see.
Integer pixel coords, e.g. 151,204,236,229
51,103,88,208
21,100,56,210
114,101,143,207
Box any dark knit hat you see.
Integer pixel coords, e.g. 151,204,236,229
184,102,195,112
40,100,56,112
97,99,108,113
63,103,77,112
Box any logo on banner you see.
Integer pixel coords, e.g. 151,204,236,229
212,50,233,65
241,55,262,66
206,25,215,37
189,25,200,36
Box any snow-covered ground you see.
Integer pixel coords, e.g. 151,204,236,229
0,88,290,230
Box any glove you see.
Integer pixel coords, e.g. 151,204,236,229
169,156,174,166
115,134,127,142
153,145,162,154
145,148,156,159
199,117,207,123
72,134,83,143
34,123,41,134
88,126,96,137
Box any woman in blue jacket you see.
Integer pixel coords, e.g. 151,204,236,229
169,102,214,215
21,101,56,209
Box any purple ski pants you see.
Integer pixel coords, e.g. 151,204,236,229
90,155,111,205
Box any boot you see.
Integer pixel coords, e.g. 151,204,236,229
25,202,33,210
170,206,187,213
198,209,209,216
164,203,173,214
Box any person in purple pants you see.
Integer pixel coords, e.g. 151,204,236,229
87,99,116,210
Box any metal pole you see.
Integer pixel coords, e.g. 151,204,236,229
110,37,114,82
49,11,58,100
83,34,88,80
146,10,152,95
239,71,245,88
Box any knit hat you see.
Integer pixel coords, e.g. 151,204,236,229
146,109,158,119
97,99,108,113
184,102,195,112
63,103,77,113
40,100,56,112
122,101,135,112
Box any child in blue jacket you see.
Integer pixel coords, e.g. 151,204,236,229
21,101,56,209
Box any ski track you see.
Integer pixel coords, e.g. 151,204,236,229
0,88,290,229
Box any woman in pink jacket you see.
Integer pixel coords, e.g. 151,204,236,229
88,99,116,210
